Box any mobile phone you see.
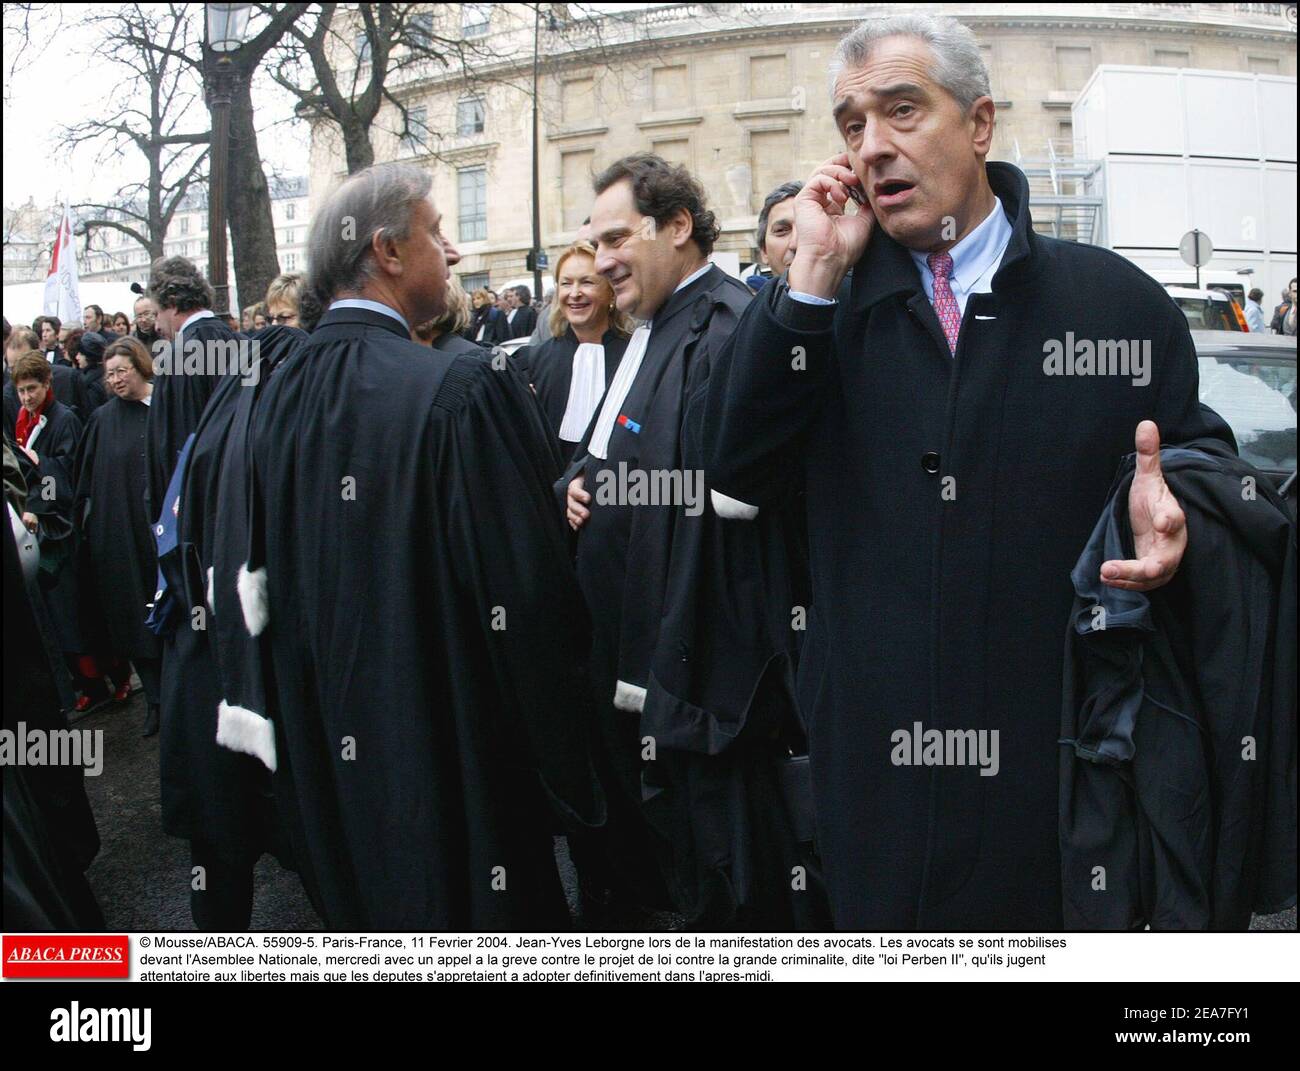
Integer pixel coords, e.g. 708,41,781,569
844,181,866,208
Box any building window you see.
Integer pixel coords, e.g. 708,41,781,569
750,129,792,211
1153,47,1190,68
402,105,430,153
180,216,190,234
562,78,595,124
561,150,594,230
1055,46,1093,91
652,138,690,168
458,166,487,243
201,240,208,254
410,11,433,49
286,201,296,221
749,54,788,100
456,96,485,136
460,271,490,293
1246,54,1280,74
355,32,371,63
653,65,688,110
284,229,295,245
285,253,297,270
462,4,489,38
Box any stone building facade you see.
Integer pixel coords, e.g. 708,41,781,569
306,2,1297,291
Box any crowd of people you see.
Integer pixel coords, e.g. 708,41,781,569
4,14,1294,934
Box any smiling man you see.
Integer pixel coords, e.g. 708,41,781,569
562,154,821,928
704,15,1234,929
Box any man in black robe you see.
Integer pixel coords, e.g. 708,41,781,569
144,256,232,521
561,155,821,928
212,162,603,929
703,15,1235,929
164,325,307,929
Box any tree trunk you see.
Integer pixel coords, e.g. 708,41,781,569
223,68,280,310
343,119,375,174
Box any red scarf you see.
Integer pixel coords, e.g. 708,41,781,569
15,387,54,448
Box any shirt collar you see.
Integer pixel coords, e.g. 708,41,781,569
647,262,713,332
909,196,1012,294
674,262,712,295
328,298,410,332
175,308,215,346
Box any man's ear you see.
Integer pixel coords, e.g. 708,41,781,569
669,206,694,251
371,230,403,278
969,96,996,157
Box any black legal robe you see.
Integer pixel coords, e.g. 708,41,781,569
3,494,103,931
161,327,307,865
19,400,84,656
145,314,233,519
518,326,629,457
231,306,603,929
704,161,1236,930
559,266,821,926
431,331,486,356
74,396,159,661
81,365,110,410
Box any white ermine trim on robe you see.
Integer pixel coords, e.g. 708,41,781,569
587,326,651,460
237,562,269,637
216,700,277,772
206,566,215,612
711,488,760,521
613,680,647,713
558,342,607,443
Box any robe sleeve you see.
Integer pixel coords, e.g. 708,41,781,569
435,354,604,830
703,278,839,508
1149,297,1239,452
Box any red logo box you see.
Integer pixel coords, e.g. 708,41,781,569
3,935,130,978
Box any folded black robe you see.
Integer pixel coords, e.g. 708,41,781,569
1061,439,1297,929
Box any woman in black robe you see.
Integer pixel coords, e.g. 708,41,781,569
10,354,86,709
73,337,162,735
514,241,632,459
75,331,112,410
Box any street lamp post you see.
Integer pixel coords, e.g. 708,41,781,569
204,3,252,316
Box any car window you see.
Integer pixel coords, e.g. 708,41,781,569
1197,357,1297,472
1174,296,1237,331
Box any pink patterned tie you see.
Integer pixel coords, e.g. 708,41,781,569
927,251,961,356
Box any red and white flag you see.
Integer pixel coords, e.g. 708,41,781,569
43,199,81,322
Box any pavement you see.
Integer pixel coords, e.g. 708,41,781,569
75,686,1294,934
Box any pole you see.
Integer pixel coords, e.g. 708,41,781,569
531,6,543,302
205,48,233,315
1193,228,1201,290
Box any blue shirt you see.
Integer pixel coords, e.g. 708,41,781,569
328,298,410,332
790,197,1014,323
1244,299,1266,333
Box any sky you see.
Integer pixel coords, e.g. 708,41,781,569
2,3,310,220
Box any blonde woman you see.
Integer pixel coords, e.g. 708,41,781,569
516,241,633,454
412,279,481,355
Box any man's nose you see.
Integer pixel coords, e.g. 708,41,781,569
442,238,460,266
594,249,617,277
857,115,895,171
784,226,798,265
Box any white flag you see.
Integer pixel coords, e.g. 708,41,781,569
42,200,81,323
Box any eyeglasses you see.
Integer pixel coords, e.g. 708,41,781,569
104,368,134,380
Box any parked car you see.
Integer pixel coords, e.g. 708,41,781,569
1192,330,1296,505
1168,286,1248,332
